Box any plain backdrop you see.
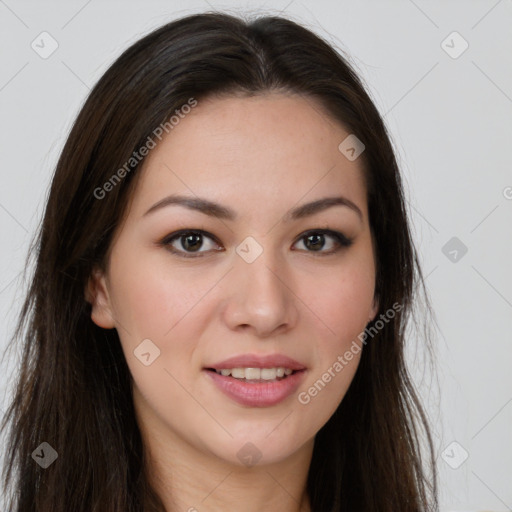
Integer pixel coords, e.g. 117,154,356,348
0,1,511,510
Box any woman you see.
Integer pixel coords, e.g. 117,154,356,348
0,11,438,511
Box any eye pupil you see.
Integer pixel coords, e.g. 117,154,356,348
182,233,202,251
164,229,348,258
305,233,325,251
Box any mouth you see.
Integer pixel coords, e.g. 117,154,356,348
203,366,307,407
205,366,301,382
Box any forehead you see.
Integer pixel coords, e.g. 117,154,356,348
128,93,368,222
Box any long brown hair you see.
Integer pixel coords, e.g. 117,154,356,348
1,11,438,511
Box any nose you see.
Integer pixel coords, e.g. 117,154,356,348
221,247,299,338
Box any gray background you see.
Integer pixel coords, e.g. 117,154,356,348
1,1,511,510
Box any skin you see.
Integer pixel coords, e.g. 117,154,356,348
87,92,379,512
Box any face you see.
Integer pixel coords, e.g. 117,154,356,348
88,92,378,468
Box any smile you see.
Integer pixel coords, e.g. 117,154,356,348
204,367,306,407
213,367,294,380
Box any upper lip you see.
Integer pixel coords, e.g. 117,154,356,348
206,353,306,371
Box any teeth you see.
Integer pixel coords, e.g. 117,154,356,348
214,367,295,380
260,368,275,379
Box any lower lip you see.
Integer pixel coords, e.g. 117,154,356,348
204,370,306,407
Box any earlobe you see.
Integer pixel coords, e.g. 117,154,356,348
85,267,116,329
369,296,379,322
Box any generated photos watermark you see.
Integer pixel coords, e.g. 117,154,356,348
93,97,198,200
298,302,403,405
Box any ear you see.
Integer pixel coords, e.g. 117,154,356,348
368,295,379,323
85,266,116,329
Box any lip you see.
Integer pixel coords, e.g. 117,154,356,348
204,368,306,407
206,353,306,371
203,353,307,407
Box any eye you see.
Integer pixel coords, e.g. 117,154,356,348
160,229,222,258
292,229,353,255
159,228,353,259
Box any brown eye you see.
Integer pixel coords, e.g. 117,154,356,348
161,230,222,257
179,233,203,252
304,233,325,251
160,228,352,259
293,230,353,254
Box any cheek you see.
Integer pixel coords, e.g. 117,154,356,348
292,258,374,437
107,253,210,417
301,255,376,347
108,251,217,341
107,249,223,399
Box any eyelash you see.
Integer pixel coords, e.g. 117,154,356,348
159,229,353,259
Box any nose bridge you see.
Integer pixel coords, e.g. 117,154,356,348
224,235,297,334
235,236,286,301
240,246,281,292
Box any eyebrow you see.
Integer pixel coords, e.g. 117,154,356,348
143,194,363,222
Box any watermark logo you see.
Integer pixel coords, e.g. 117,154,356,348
31,31,59,59
235,236,264,264
236,442,262,467
441,441,469,469
441,31,469,60
32,442,58,468
338,134,365,161
134,338,161,366
442,236,468,263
